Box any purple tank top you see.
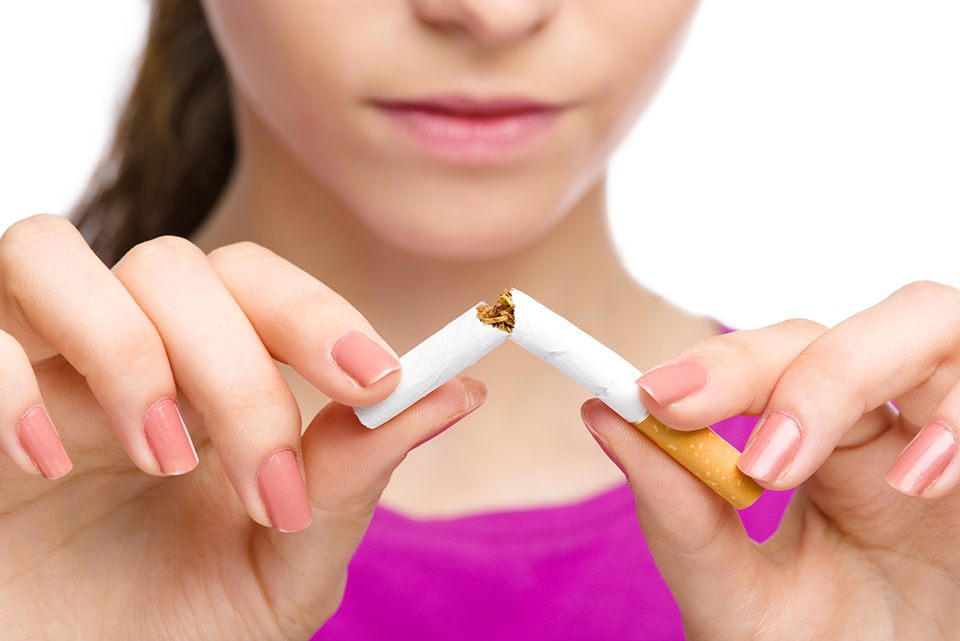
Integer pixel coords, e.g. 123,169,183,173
313,413,792,640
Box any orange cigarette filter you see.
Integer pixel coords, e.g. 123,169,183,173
633,415,764,509
357,288,764,509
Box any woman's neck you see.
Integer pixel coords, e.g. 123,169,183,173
193,113,716,518
196,158,646,351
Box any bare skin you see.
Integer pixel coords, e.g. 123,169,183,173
1,1,959,639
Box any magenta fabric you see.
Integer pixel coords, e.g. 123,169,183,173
312,413,793,640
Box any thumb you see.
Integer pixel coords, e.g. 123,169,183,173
252,375,486,632
582,399,770,640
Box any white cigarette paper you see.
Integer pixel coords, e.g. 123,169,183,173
506,290,648,424
354,289,763,508
355,289,646,427
354,307,508,428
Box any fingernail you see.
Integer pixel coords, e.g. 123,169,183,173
582,402,628,477
637,361,709,405
460,375,487,409
332,333,400,388
886,421,957,496
738,412,802,482
143,398,198,475
257,448,313,532
431,392,483,430
413,377,487,449
16,405,73,479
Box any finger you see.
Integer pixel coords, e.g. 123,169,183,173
739,282,960,489
582,400,766,639
886,380,960,499
250,376,486,633
636,319,827,428
114,236,308,529
0,330,72,479
0,215,195,476
637,283,960,491
207,242,400,406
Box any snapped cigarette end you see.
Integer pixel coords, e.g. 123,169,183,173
354,304,509,428
353,287,764,510
634,415,764,509
476,290,516,333
505,290,761,508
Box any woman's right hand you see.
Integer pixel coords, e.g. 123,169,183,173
0,214,485,639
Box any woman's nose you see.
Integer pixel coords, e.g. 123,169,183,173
411,0,560,48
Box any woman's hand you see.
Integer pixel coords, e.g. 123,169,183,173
583,280,960,640
0,214,485,639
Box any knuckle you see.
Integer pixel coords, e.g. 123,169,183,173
897,280,960,314
117,235,206,276
0,214,76,251
0,330,27,384
716,332,765,372
0,214,80,283
895,281,960,349
717,317,825,371
779,317,829,338
899,279,956,298
217,369,299,423
206,240,267,266
785,346,861,406
716,318,826,375
278,287,342,327
713,334,773,411
106,325,168,375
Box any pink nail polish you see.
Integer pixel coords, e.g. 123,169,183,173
583,404,628,477
257,448,313,532
143,398,198,475
436,403,482,434
332,333,400,388
737,412,802,482
16,405,73,480
637,361,709,405
411,377,488,449
886,422,957,496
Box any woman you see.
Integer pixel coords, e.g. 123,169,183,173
1,0,958,638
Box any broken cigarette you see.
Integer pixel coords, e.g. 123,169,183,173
354,289,763,509
354,306,509,428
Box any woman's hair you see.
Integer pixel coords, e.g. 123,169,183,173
73,0,234,265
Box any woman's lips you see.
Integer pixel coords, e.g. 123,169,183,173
371,96,565,164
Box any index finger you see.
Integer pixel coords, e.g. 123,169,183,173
748,281,960,489
638,282,960,490
636,318,827,427
207,242,401,407
0,215,194,477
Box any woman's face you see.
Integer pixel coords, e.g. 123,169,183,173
201,0,700,259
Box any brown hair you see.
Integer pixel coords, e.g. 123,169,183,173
73,0,234,265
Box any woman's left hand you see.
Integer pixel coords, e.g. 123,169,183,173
582,280,960,640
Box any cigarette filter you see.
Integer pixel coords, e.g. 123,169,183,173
507,290,762,509
354,289,763,509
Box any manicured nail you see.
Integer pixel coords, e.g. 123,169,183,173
737,412,802,482
143,398,198,475
439,377,487,430
332,333,401,388
886,421,957,496
257,448,313,532
460,375,487,409
16,405,73,480
582,401,628,477
637,361,709,405
412,377,487,450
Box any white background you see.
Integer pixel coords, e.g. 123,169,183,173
2,1,958,330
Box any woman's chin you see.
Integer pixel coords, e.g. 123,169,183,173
363,217,552,262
